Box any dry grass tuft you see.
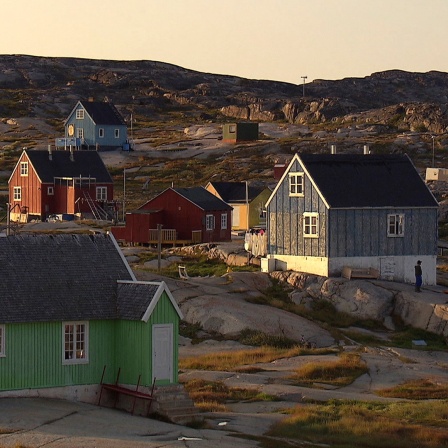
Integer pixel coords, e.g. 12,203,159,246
268,400,448,447
179,346,334,372
290,353,368,387
376,378,448,400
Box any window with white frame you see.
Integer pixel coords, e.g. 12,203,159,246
63,322,88,364
0,325,5,357
387,214,404,237
99,128,104,138
13,186,21,201
76,109,84,119
114,129,120,138
47,186,54,195
206,214,215,230
229,124,236,133
20,162,28,176
221,213,228,230
76,128,84,139
303,212,319,237
96,186,107,201
289,173,304,196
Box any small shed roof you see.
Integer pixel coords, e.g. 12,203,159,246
19,149,113,184
78,101,125,126
207,182,267,204
0,233,182,324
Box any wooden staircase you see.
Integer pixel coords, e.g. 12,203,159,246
152,384,202,425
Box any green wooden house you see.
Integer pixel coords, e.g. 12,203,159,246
0,233,183,400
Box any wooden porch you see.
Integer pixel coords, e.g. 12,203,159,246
148,229,202,246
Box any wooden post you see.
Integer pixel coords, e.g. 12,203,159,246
157,224,162,272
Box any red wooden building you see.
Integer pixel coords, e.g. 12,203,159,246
111,187,232,245
8,148,115,222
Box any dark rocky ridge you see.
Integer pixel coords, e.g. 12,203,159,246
1,55,448,134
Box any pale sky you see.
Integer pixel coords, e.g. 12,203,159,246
2,0,447,84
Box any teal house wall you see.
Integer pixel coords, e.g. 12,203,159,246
64,100,128,149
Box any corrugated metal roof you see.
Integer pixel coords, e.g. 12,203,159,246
25,149,113,184
299,154,438,208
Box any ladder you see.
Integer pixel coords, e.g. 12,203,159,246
83,191,108,220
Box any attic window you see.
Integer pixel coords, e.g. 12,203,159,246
387,214,404,237
303,212,319,237
76,109,84,119
289,172,304,197
20,162,28,176
63,322,88,365
0,325,5,357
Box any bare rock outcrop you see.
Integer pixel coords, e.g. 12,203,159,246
271,270,448,337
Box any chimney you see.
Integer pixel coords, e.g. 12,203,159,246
69,146,74,162
330,144,337,154
363,145,370,155
48,144,52,161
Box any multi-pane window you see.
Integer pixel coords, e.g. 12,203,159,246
303,212,319,237
289,173,304,196
114,129,120,138
76,109,84,119
206,214,215,230
77,128,84,139
96,187,107,201
63,322,88,364
99,128,104,138
387,214,404,237
13,186,21,201
20,162,28,176
221,213,228,230
0,325,5,357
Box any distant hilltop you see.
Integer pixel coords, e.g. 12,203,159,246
0,55,447,133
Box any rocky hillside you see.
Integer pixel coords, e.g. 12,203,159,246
2,55,448,214
1,55,448,133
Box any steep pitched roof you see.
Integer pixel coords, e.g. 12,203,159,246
298,153,438,208
173,187,232,211
0,233,138,324
79,101,126,126
22,149,113,183
117,281,183,321
208,182,266,203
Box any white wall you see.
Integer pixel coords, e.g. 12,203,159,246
262,254,437,286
